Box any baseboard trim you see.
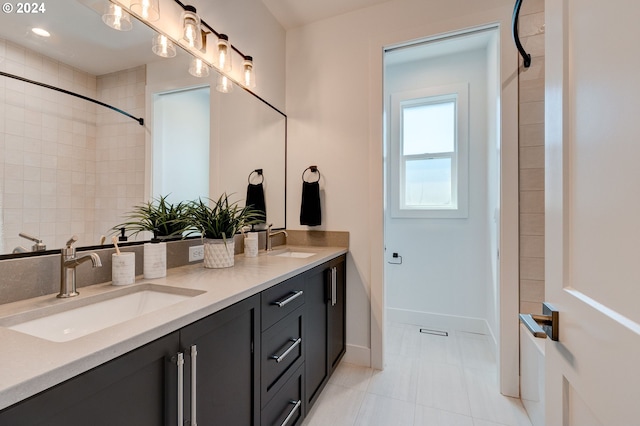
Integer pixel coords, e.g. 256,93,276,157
343,344,371,367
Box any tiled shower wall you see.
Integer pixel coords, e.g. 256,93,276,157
94,67,146,242
0,38,146,253
518,0,545,315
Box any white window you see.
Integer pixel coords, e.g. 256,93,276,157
390,83,469,218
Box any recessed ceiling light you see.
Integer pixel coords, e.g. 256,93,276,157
31,28,50,37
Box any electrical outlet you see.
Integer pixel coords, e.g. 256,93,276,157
189,245,204,262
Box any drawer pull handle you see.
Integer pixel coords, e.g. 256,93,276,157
270,338,302,363
272,290,303,307
280,399,302,426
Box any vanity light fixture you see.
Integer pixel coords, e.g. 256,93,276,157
216,74,234,93
102,2,132,32
189,57,210,78
216,34,232,72
242,55,256,89
152,34,176,58
130,0,160,22
182,5,203,51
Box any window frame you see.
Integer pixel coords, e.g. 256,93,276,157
389,83,469,219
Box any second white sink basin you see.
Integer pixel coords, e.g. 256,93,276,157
270,249,317,258
0,284,204,342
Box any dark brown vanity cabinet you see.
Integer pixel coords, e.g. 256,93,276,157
0,295,260,426
304,254,347,413
0,254,347,426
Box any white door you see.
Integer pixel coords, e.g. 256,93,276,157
545,0,640,424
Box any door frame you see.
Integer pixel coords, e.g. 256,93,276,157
367,4,520,397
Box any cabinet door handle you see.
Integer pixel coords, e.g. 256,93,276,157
176,352,184,426
331,267,337,306
270,337,302,363
280,399,302,426
272,290,303,307
190,345,198,426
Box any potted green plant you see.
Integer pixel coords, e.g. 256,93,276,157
113,195,190,279
186,193,263,268
113,195,190,241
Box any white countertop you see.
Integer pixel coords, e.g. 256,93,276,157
0,246,347,411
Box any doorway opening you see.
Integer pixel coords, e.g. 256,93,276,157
383,27,501,366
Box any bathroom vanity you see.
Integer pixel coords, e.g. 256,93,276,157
0,247,347,426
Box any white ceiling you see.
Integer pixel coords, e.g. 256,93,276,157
260,0,391,30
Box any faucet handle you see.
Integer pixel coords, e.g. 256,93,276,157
65,235,79,248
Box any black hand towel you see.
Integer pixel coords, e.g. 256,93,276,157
246,183,266,222
300,181,321,226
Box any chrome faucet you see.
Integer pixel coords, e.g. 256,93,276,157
266,224,288,251
59,235,102,298
19,232,46,252
13,232,46,253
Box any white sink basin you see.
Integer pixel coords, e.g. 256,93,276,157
269,249,317,258
0,284,204,342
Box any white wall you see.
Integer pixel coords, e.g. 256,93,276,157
286,0,516,367
188,0,286,110
384,46,493,330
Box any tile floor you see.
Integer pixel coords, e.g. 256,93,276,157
302,322,533,426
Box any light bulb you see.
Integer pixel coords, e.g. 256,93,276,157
216,34,231,72
102,3,132,31
152,34,176,58
242,55,256,89
189,58,209,78
131,0,160,21
216,74,234,93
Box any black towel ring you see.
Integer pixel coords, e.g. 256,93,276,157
248,169,264,184
302,166,321,183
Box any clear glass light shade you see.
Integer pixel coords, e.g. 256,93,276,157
130,0,160,22
152,34,176,58
102,3,132,31
216,35,232,72
182,8,203,51
242,56,256,89
216,74,234,93
189,58,210,78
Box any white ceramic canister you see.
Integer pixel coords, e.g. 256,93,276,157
244,233,259,257
143,242,167,279
112,252,135,285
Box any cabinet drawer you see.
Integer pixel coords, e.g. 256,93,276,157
261,364,304,426
262,307,304,407
262,274,305,331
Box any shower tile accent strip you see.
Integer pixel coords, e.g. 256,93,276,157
518,0,545,315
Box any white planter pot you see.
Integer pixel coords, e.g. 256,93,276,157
203,239,235,268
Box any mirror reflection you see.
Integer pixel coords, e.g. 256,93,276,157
0,0,286,256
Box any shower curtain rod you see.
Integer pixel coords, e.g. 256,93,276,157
512,0,532,68
0,71,145,126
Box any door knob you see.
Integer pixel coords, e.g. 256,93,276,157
519,302,559,341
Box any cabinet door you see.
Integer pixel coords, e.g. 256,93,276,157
304,264,328,411
180,294,260,426
328,256,346,373
0,332,180,426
